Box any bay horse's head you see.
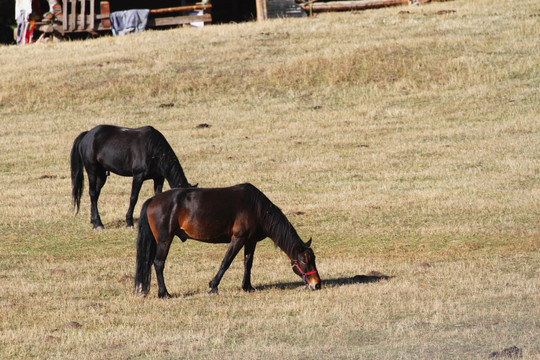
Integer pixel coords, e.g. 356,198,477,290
291,238,321,290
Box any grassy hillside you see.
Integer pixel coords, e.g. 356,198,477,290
0,0,539,358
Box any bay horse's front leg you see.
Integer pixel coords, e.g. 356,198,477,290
209,237,245,294
126,174,144,228
242,241,257,292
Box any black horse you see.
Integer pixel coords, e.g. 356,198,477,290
70,125,195,229
135,183,321,298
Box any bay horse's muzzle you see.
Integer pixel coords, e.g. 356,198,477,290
306,274,321,290
294,264,321,290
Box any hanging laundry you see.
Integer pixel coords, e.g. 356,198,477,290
109,9,150,36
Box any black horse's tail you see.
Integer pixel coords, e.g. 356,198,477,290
70,131,87,214
135,198,157,296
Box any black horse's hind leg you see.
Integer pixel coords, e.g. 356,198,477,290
209,237,245,294
153,177,165,194
126,174,144,228
88,170,107,229
242,241,257,292
154,235,173,299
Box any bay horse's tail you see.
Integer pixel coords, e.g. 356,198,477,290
70,131,87,214
135,198,157,296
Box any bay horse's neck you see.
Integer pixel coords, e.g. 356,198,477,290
262,204,304,261
273,230,304,261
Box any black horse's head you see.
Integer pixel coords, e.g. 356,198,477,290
291,238,321,290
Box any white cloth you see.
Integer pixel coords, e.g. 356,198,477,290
15,0,32,20
16,9,28,44
110,9,150,36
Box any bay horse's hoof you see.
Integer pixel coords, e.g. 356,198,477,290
208,288,218,295
158,292,172,299
126,225,134,230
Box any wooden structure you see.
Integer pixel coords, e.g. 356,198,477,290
39,0,212,36
31,0,449,39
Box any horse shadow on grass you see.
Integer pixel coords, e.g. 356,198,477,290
254,271,393,292
165,272,393,298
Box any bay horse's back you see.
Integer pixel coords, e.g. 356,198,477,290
147,184,264,244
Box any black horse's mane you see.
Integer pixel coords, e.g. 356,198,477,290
247,184,305,258
145,127,189,187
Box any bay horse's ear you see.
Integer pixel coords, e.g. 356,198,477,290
305,238,312,248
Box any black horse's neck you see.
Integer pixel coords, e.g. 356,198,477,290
147,128,190,189
164,155,190,188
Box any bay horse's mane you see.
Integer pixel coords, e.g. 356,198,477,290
145,127,189,188
247,184,305,258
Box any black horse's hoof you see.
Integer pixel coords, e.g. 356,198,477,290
158,292,172,299
242,286,255,293
93,225,104,231
208,288,218,295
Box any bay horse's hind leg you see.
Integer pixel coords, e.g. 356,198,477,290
209,236,245,294
87,169,107,229
126,174,144,228
154,235,174,298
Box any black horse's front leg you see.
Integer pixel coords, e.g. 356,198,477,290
209,237,244,294
126,174,144,228
153,177,165,194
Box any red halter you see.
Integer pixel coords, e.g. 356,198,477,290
293,264,318,284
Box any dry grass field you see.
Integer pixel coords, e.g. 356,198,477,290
1,0,539,358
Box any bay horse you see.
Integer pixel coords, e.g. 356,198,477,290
70,125,196,229
135,183,321,298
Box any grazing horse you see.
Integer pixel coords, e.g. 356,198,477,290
135,183,321,298
70,125,196,229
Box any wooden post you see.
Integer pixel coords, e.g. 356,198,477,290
90,0,95,30
300,0,409,12
81,0,86,30
149,4,212,14
70,0,76,30
62,0,68,31
100,1,111,28
256,0,268,20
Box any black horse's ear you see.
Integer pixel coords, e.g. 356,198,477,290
192,183,199,188
305,238,312,248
